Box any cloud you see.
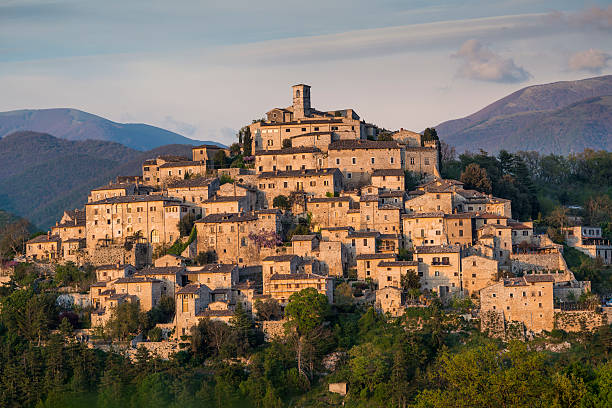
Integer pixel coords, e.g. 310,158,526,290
452,39,530,83
546,5,612,30
571,4,612,29
568,49,610,73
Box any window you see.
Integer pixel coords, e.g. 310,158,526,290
301,127,306,131
434,271,440,277
314,127,319,131
363,239,368,246
424,158,430,165
410,157,415,165
151,230,160,243
336,158,340,165
352,157,356,165
390,157,394,164
371,157,375,164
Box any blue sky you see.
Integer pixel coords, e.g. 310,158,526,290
1,0,611,144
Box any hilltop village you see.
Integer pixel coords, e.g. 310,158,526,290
21,84,612,346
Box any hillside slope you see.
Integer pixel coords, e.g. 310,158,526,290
0,108,224,151
436,75,612,154
0,131,193,228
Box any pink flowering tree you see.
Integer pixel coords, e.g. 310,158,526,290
248,229,282,249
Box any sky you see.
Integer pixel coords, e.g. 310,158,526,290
1,0,611,145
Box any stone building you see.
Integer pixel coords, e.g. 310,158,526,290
563,226,612,264
26,234,61,261
113,276,163,311
195,212,281,266
265,273,334,305
416,245,462,299
51,209,86,241
360,200,401,234
95,263,135,282
157,161,209,187
175,283,211,337
509,221,534,247
191,144,230,166
480,275,555,333
88,182,151,203
356,253,395,281
255,146,323,173
136,266,186,298
249,84,378,153
165,177,220,205
257,168,342,207
403,147,440,177
461,254,498,297
370,169,405,191
142,155,191,186
327,140,402,187
85,195,199,250
376,260,419,289
376,287,404,316
308,197,352,229
402,212,446,247
444,213,475,247
184,263,238,290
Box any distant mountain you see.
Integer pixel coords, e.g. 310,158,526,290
0,131,194,228
0,108,225,151
436,75,612,155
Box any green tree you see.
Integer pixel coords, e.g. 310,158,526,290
284,288,330,378
422,128,439,143
230,142,242,156
334,282,353,309
401,270,420,291
238,126,253,156
230,302,256,356
272,195,291,211
104,302,141,341
254,298,281,321
460,163,492,193
213,150,228,168
177,213,196,237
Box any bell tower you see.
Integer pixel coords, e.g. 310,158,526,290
292,84,311,118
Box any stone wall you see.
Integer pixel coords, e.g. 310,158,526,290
554,309,608,332
261,319,287,340
127,342,179,360
510,251,571,277
480,310,506,337
85,243,151,267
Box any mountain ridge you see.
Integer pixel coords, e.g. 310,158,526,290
436,75,612,154
0,108,226,151
0,131,194,228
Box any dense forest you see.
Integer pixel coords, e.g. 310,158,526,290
0,265,611,408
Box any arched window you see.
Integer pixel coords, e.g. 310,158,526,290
296,90,300,98
151,229,160,243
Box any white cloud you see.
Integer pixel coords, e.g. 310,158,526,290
546,4,612,30
568,49,610,73
452,39,531,83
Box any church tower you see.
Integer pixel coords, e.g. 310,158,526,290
292,84,311,119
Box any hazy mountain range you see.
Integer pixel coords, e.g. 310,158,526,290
0,131,193,229
0,108,225,151
436,75,612,155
